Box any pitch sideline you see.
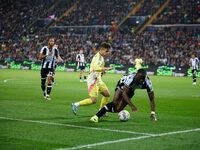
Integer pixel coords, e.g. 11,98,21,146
1,116,199,150
56,128,200,150
0,116,154,136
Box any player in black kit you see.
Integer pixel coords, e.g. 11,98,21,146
39,38,58,100
90,69,157,122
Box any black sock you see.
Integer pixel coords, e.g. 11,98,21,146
47,83,52,95
52,78,54,83
96,102,116,118
80,77,82,80
41,79,46,92
193,76,196,82
84,76,86,80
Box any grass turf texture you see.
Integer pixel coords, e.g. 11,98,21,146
0,69,200,150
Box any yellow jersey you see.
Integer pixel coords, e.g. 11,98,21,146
135,58,143,70
87,52,104,84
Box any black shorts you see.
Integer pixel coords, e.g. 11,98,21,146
79,66,85,71
41,68,54,79
192,69,197,74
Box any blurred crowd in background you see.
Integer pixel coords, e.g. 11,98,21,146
1,0,200,67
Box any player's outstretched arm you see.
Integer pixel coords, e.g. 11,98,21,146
39,53,47,60
148,91,157,122
123,86,138,112
102,67,115,71
39,51,53,60
57,55,63,62
76,58,80,62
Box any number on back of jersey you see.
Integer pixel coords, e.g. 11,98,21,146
119,75,127,90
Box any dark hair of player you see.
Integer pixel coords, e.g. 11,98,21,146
137,69,146,76
100,42,111,49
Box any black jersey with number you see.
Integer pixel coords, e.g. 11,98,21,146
40,46,58,69
116,73,153,98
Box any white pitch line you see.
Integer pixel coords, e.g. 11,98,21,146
192,95,200,98
2,79,36,84
0,116,154,136
56,136,151,150
56,128,200,150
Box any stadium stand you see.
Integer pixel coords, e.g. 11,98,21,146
135,0,165,16
56,0,140,26
0,0,199,68
153,0,200,24
0,0,54,40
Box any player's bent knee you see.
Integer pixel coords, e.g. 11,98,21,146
91,97,98,104
47,77,52,83
103,91,110,97
105,93,110,97
92,99,97,104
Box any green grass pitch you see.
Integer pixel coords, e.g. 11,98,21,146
0,69,200,150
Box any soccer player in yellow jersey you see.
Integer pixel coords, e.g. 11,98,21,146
135,55,143,71
72,42,114,115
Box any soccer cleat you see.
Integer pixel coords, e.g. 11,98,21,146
45,95,51,100
84,79,87,82
192,82,196,85
72,103,78,115
80,80,83,82
43,91,47,99
52,82,56,85
90,115,98,123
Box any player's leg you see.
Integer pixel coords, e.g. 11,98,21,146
52,77,55,84
99,90,110,108
99,82,110,109
192,70,197,85
46,70,53,100
41,69,47,98
84,69,87,82
52,69,56,85
117,90,135,111
72,97,98,115
116,99,128,112
79,69,82,82
72,81,98,115
90,89,122,122
99,90,110,117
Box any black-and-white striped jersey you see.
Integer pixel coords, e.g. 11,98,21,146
53,48,60,69
116,73,153,97
40,46,58,69
76,54,85,67
189,57,199,70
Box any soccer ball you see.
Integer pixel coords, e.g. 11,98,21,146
118,110,130,122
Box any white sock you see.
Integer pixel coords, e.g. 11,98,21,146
75,102,80,107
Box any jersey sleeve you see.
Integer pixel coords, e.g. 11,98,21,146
189,58,192,64
145,77,153,93
40,47,47,55
54,48,58,57
77,54,81,61
92,54,104,71
124,75,134,88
